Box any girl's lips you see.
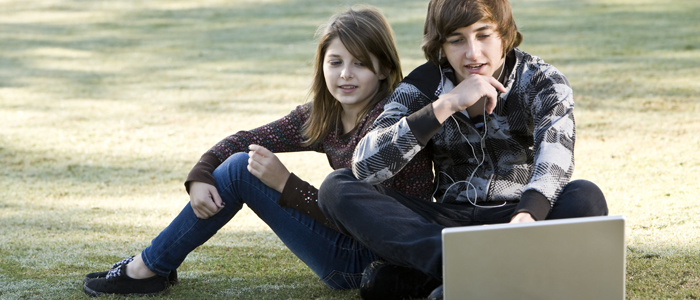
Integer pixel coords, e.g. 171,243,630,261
339,85,357,92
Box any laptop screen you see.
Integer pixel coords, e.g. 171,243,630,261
441,215,626,300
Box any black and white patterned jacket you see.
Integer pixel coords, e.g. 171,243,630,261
352,48,575,220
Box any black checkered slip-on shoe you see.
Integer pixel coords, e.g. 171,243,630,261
82,264,170,297
83,256,178,286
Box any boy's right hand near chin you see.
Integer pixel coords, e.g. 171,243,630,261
432,74,506,123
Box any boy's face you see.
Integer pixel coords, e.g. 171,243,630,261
441,20,505,83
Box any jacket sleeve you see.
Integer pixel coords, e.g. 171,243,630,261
352,82,441,184
277,173,339,231
514,65,576,220
185,104,317,192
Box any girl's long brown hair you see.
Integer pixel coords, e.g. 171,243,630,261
302,5,402,147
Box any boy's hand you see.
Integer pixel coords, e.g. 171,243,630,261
510,212,535,223
433,74,506,123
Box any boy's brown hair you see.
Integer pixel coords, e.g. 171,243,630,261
422,0,523,66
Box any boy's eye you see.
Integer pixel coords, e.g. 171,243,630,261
477,34,491,39
448,38,464,44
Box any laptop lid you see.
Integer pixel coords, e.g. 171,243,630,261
441,215,626,300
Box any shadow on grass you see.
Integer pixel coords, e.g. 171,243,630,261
0,241,360,299
0,140,186,186
0,0,428,100
0,0,697,105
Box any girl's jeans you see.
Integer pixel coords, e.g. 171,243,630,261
140,153,377,290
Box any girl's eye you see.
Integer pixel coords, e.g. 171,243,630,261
478,34,491,39
355,62,365,67
329,60,342,66
448,38,464,44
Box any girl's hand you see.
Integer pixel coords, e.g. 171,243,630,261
432,74,506,123
247,144,291,193
189,181,224,219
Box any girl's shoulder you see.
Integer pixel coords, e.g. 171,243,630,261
284,102,312,122
370,97,388,114
360,98,388,126
296,101,313,115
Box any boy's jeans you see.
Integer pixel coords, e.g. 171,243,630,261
319,168,609,279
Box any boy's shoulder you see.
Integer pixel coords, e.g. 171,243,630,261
512,48,570,88
401,62,443,101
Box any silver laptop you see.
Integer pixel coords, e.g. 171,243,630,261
441,215,626,300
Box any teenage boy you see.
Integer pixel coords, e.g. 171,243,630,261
318,0,609,299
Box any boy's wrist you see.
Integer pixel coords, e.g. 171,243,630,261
432,96,457,124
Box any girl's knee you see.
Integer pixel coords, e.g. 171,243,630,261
221,152,250,170
213,152,250,180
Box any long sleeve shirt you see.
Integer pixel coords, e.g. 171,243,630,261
352,49,576,221
186,99,434,229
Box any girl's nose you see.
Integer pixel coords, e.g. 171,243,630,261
341,66,354,80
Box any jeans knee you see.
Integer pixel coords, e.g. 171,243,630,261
568,179,599,192
222,152,250,171
212,152,249,181
210,152,251,206
318,168,355,212
570,180,605,202
559,180,608,216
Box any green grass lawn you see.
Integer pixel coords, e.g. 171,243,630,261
1,0,698,299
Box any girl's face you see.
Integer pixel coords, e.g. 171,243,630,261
323,38,385,113
441,20,505,83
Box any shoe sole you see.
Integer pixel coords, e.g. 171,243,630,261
83,272,179,286
82,282,170,297
83,276,179,286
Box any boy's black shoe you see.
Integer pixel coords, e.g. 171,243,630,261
359,260,441,300
83,256,178,286
82,264,170,297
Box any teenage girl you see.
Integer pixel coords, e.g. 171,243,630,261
82,5,433,297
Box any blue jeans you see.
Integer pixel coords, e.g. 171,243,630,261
318,168,609,279
140,153,378,290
